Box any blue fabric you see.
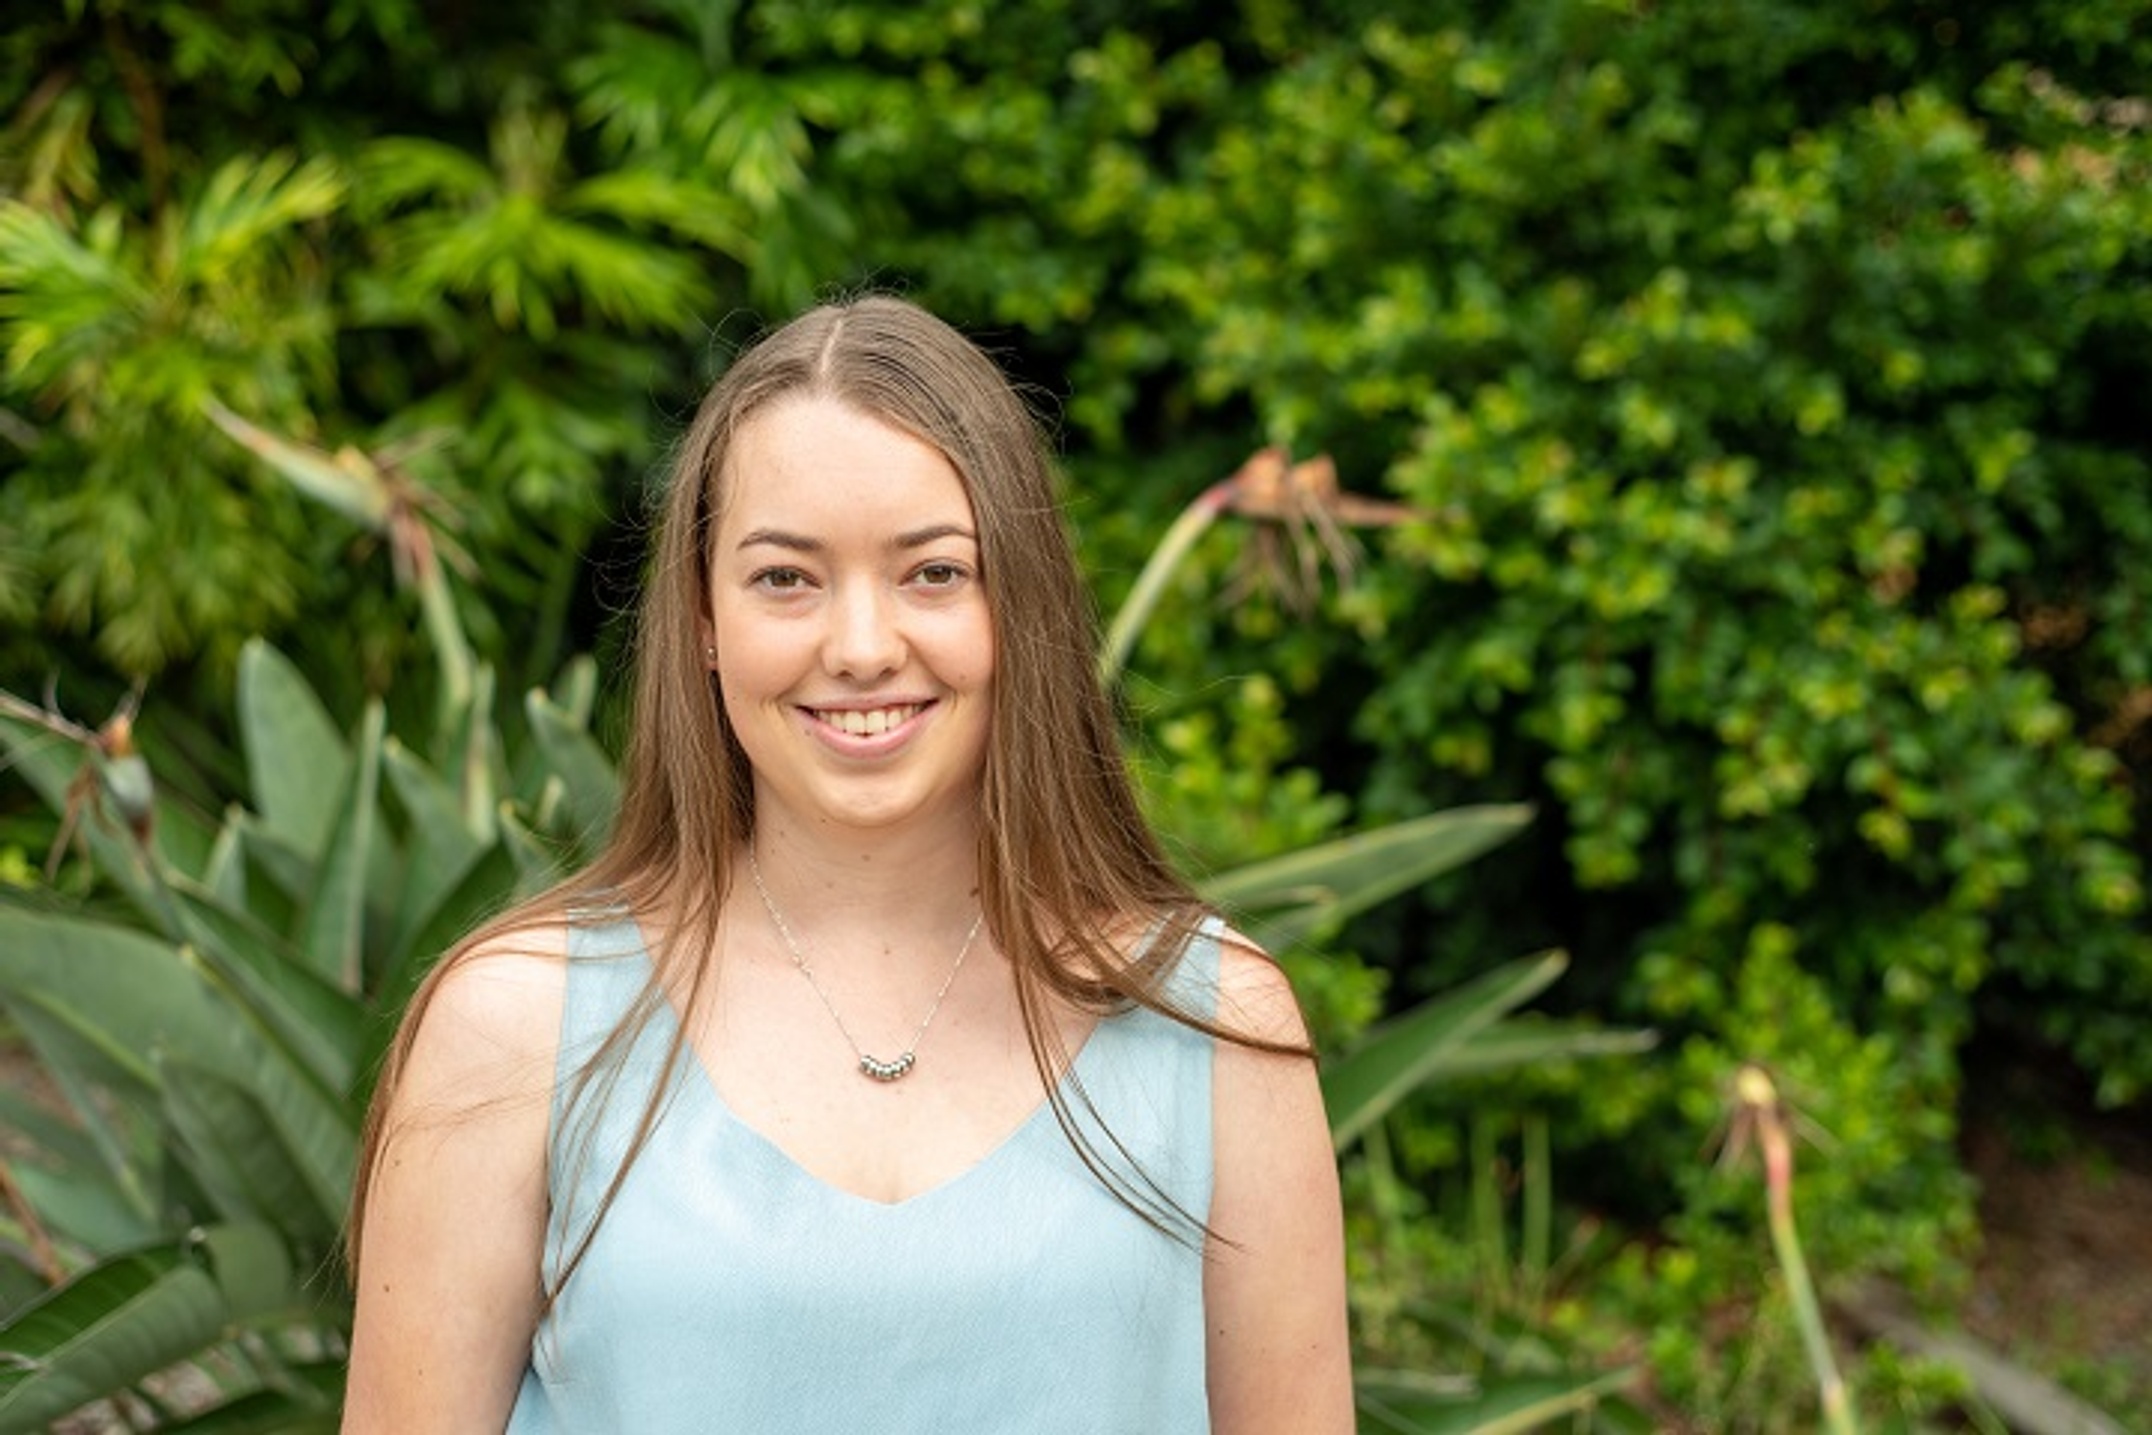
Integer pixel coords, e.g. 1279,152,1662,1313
505,914,1219,1433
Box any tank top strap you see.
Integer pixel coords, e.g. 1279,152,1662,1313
544,904,677,1281
557,902,652,1045
1048,912,1225,1233
1158,911,1226,1019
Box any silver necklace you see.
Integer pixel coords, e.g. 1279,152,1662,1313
746,851,984,1082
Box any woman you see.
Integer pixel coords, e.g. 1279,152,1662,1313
343,296,1351,1432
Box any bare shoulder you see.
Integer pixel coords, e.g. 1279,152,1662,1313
347,917,571,1431
1207,922,1311,1049
1203,916,1352,1431
428,918,572,1022
395,917,574,1118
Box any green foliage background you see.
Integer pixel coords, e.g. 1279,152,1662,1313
4,0,2149,1426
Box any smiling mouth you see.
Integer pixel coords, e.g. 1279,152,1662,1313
809,703,927,737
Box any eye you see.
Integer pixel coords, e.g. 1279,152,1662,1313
751,566,811,592
912,561,971,589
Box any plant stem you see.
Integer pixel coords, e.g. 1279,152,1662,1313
1470,1114,1508,1309
1097,478,1236,690
416,562,475,729
1523,1110,1550,1303
1741,1065,1860,1435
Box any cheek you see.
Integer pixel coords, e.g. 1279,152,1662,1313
710,613,799,736
949,602,997,692
951,642,995,694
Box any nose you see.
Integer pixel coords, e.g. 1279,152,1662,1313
822,579,905,679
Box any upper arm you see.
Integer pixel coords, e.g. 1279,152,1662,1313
1204,931,1354,1435
343,929,567,1435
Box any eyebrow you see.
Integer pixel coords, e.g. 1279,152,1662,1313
735,523,978,553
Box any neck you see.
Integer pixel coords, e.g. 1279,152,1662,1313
742,814,983,951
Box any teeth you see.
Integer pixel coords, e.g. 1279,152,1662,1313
822,705,920,736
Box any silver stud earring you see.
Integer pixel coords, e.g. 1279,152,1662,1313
704,645,718,662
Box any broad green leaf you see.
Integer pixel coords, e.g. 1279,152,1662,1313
10,1157,156,1256
160,1062,333,1243
1356,1367,1636,1434
551,653,598,729
236,639,351,861
233,814,315,912
0,1260,42,1325
1436,1019,1658,1084
377,837,516,1005
0,1001,154,1229
0,912,253,1088
525,686,619,849
498,802,564,896
295,699,385,991
156,1362,344,1434
0,1245,207,1432
202,806,249,910
0,1224,297,1433
1201,805,1532,952
442,662,499,840
0,909,357,1232
381,736,489,964
194,1221,296,1319
0,1089,99,1174
172,884,364,1094
1323,951,1567,1151
242,1068,357,1237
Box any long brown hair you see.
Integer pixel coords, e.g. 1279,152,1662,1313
349,295,1303,1300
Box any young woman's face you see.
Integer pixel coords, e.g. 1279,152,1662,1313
706,395,995,842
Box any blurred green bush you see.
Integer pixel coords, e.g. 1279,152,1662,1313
4,0,2149,1426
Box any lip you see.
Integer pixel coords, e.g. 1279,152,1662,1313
796,699,935,755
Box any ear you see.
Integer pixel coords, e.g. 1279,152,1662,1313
698,624,719,669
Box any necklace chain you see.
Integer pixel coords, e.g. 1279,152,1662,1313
747,851,983,1083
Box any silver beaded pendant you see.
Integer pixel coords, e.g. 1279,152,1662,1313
859,1053,917,1082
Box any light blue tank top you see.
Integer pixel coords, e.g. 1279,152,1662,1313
506,914,1219,1433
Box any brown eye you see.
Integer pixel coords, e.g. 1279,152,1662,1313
914,562,968,588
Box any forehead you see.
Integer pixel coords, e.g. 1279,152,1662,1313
718,396,975,534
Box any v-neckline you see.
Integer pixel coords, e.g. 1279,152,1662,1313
640,938,1111,1211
